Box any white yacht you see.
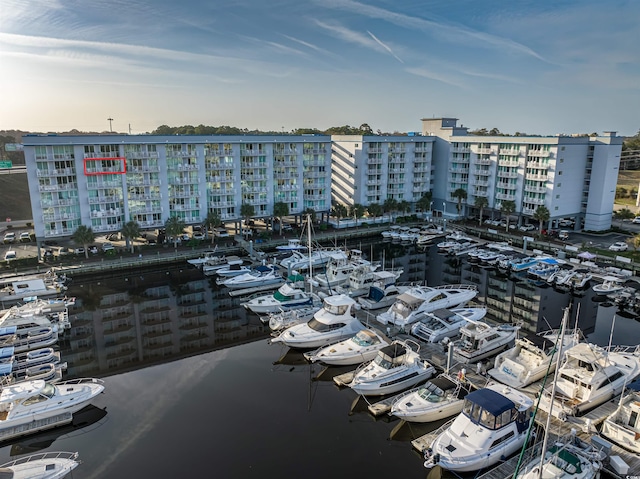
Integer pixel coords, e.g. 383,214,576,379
304,327,390,366
0,378,105,442
313,249,376,288
275,238,307,251
537,342,640,419
0,451,80,479
280,248,346,272
348,340,436,396
270,294,363,349
453,320,520,364
0,346,61,373
376,284,478,329
186,248,220,266
201,255,244,275
267,305,320,332
515,432,604,479
425,383,534,472
488,329,581,389
335,267,403,298
592,275,625,296
358,283,409,311
216,265,284,290
243,283,314,314
390,374,472,423
600,382,640,453
410,307,487,344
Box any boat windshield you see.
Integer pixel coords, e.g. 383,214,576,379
545,446,583,474
273,290,290,302
418,383,445,402
307,318,346,332
323,303,348,315
373,354,394,370
351,330,379,347
462,398,515,430
391,301,412,318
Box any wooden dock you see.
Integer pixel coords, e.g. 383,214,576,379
332,370,356,387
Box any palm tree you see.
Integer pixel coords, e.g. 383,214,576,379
416,192,432,215
367,202,383,220
500,200,516,231
397,200,410,218
452,188,468,216
474,196,489,226
383,198,398,223
240,203,255,226
71,225,95,259
533,205,550,234
165,216,186,248
331,203,348,224
350,203,366,226
121,220,140,253
303,207,317,225
203,210,222,244
273,201,289,235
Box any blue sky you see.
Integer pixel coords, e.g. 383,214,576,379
0,0,638,136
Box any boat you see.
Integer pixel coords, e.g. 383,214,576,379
313,249,376,289
275,238,307,251
186,248,220,266
216,265,284,289
508,255,545,273
267,305,320,332
390,373,472,422
453,319,520,364
566,269,593,291
0,361,65,385
0,346,61,373
376,284,478,328
357,283,409,311
381,225,401,239
0,378,105,442
201,255,244,275
0,451,80,479
335,267,403,298
243,283,314,314
0,279,67,308
410,307,487,344
280,248,347,272
348,339,436,396
592,275,625,296
515,432,604,479
270,294,364,349
424,382,534,472
488,328,581,389
303,327,391,366
527,257,561,281
600,379,640,453
537,342,640,419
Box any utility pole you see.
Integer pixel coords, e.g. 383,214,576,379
107,117,113,132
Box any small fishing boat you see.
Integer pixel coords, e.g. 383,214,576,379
267,305,320,332
592,275,625,296
275,239,307,251
600,379,640,453
216,265,284,290
303,328,391,366
243,283,314,314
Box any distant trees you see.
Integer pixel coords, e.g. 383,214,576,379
614,208,635,221
273,201,289,234
452,188,468,216
121,220,141,253
331,203,348,223
203,211,222,243
474,196,488,226
383,198,398,222
533,206,550,234
367,202,383,219
416,193,432,214
165,216,186,248
500,200,516,231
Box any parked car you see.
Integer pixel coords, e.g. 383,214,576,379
102,242,115,252
558,230,570,240
609,242,629,252
4,250,17,261
633,217,640,224
19,232,32,242
88,245,99,254
192,232,205,241
212,228,230,238
74,247,85,255
3,232,16,244
518,224,535,232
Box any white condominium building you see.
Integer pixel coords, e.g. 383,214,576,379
22,134,331,239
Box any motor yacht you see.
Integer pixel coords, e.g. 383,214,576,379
313,249,376,288
453,320,520,364
390,374,472,423
357,283,409,311
376,284,477,329
270,294,363,349
0,378,105,442
348,339,436,396
186,248,221,266
537,342,640,419
201,255,244,275
600,380,640,453
279,248,347,272
243,283,314,314
334,267,403,298
303,327,391,366
515,432,604,479
0,346,61,373
0,451,80,479
0,361,65,385
488,329,581,389
424,383,533,472
267,305,320,332
216,265,284,290
410,307,487,344
275,239,307,251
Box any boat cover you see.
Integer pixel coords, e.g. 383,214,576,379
379,343,407,364
466,388,515,416
432,308,454,320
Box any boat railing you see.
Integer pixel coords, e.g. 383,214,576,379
432,284,477,291
1,451,79,468
57,377,105,386
609,344,640,355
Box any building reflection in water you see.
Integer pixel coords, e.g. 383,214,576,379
60,240,602,379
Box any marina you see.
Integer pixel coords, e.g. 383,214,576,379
1,230,640,477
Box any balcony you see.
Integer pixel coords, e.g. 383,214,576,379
472,180,489,187
125,151,159,159
451,156,470,163
451,147,470,154
527,149,551,157
91,209,122,218
498,160,519,167
239,149,266,156
36,168,75,177
367,147,383,153
366,179,381,186
497,171,518,179
527,161,549,169
476,148,495,155
495,192,516,201
129,206,161,215
166,150,196,158
527,173,548,181
367,158,383,165
474,158,492,165
473,190,489,197
128,165,160,173
524,197,546,206
41,198,77,207
524,185,547,193
448,167,469,174
38,183,78,192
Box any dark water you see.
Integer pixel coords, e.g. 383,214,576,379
0,239,635,478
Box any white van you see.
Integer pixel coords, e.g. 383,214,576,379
558,230,570,240
4,250,17,261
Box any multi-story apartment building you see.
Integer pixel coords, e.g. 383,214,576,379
331,119,622,231
22,134,332,239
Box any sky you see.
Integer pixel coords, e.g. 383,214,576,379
0,0,638,136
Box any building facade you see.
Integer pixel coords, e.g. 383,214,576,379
22,134,332,239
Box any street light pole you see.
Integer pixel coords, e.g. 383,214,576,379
107,117,113,132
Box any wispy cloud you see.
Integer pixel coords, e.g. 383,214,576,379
315,0,547,62
405,66,466,89
367,31,403,63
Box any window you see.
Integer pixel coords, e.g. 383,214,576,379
558,171,563,175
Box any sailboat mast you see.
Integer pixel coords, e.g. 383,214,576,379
307,214,313,295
